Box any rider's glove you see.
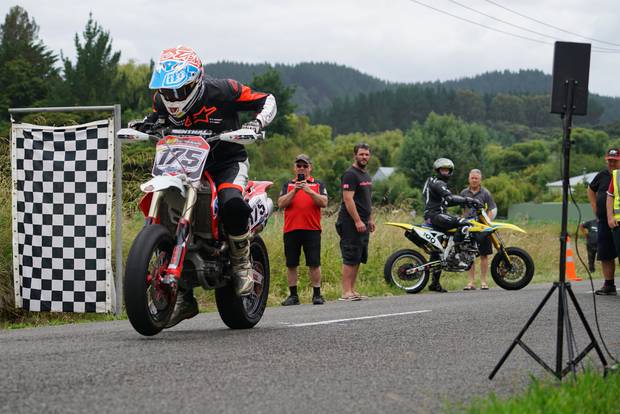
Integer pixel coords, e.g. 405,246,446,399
242,119,263,134
466,197,483,209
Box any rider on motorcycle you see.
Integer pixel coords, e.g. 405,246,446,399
137,45,277,327
422,158,483,292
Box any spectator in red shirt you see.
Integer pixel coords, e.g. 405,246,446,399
277,154,328,305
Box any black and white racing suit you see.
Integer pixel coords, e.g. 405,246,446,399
422,175,473,235
144,77,277,237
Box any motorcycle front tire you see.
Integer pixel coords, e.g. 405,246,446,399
490,246,535,290
124,224,175,336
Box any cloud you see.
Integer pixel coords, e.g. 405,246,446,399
2,0,620,96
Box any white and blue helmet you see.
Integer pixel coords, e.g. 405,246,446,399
149,45,204,118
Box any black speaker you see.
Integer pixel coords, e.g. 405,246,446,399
550,41,591,115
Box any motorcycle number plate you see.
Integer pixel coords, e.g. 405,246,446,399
152,136,210,182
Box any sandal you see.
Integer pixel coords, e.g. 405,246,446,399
480,284,489,290
463,285,476,291
353,291,368,299
338,295,361,301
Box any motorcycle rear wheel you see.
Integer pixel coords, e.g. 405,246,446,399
384,249,430,294
490,246,535,290
124,224,175,336
215,235,270,329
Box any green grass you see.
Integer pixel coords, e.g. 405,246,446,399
0,208,602,327
446,368,620,414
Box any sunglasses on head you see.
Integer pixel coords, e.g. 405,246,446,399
295,163,309,168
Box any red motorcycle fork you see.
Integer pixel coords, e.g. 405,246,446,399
166,218,190,279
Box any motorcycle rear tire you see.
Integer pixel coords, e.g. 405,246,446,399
384,249,430,294
124,224,175,336
215,235,270,329
490,246,535,290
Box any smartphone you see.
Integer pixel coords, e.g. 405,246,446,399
297,173,305,182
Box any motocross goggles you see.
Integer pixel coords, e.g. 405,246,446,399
159,81,196,102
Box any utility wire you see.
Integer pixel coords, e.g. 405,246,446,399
482,0,620,47
407,0,620,54
407,0,551,46
447,0,620,52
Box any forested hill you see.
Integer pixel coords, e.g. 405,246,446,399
205,61,389,114
427,69,552,95
205,63,620,125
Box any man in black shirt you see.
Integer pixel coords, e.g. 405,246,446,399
587,148,620,295
336,143,374,300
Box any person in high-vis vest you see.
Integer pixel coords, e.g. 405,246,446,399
602,153,620,295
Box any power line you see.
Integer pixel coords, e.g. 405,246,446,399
482,0,620,47
407,0,552,46
447,0,620,52
406,0,620,53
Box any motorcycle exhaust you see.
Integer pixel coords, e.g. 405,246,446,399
405,260,442,275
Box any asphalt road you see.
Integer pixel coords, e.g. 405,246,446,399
1,281,618,414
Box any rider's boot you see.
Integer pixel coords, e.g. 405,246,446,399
228,230,254,296
165,288,199,328
428,271,447,293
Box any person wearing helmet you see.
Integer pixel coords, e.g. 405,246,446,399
138,46,277,327
422,158,483,292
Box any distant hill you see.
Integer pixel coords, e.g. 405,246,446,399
205,62,620,126
205,61,389,114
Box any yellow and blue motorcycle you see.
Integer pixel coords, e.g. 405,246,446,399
384,208,534,293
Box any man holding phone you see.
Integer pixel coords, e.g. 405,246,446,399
278,154,328,305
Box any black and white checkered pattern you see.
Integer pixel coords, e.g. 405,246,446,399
11,120,114,313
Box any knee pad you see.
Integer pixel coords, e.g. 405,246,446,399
220,197,251,236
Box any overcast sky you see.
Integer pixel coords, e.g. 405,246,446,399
3,0,620,96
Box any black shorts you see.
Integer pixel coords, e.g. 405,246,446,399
597,219,617,261
283,230,321,267
336,220,369,265
474,233,493,256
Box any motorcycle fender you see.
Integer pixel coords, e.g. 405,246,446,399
486,222,526,233
140,176,186,198
384,222,414,230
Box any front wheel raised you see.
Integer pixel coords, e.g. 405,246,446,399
491,246,535,290
124,224,175,336
215,235,270,329
384,249,429,294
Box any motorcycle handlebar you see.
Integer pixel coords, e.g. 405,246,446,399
116,127,265,145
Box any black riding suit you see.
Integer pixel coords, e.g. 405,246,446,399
144,77,277,236
423,175,474,235
422,175,479,290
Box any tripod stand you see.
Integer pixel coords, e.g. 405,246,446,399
489,79,608,380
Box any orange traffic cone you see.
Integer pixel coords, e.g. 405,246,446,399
565,236,582,281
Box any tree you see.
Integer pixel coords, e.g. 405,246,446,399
250,67,295,135
61,14,121,105
0,6,58,112
453,89,486,121
398,113,489,188
488,94,526,124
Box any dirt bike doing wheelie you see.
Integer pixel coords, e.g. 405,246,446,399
117,126,273,336
384,207,534,293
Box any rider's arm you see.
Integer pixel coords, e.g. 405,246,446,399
227,80,277,128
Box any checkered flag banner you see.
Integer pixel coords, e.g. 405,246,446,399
11,120,115,312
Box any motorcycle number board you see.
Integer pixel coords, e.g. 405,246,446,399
152,136,210,181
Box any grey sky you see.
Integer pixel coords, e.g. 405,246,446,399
3,0,620,96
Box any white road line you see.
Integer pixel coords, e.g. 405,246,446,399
286,310,432,327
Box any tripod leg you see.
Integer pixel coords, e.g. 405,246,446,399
489,284,558,380
555,283,565,378
561,283,578,378
566,284,609,367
